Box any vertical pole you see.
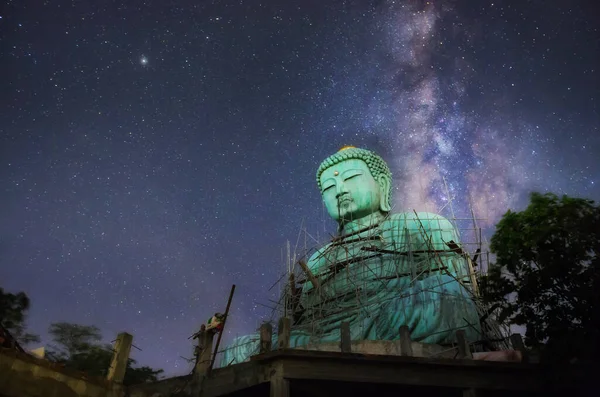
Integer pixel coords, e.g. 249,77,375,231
340,322,351,353
277,317,291,349
270,375,290,397
510,333,524,350
465,255,480,297
107,332,133,383
208,284,236,374
404,227,416,283
260,323,273,353
510,333,527,363
456,330,472,359
285,241,290,317
195,328,215,376
399,325,413,356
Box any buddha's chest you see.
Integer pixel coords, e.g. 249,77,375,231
306,221,435,291
323,238,379,261
312,234,400,289
299,239,397,314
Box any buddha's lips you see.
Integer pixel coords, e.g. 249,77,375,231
338,197,353,205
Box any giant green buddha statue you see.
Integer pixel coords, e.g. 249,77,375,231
221,147,481,366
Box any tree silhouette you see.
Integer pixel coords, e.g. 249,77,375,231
47,322,163,385
47,322,102,360
479,192,600,364
0,287,40,345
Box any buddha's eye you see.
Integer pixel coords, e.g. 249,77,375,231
322,184,334,192
343,171,362,181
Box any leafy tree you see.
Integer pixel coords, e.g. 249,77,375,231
121,361,164,386
479,192,600,364
67,344,112,373
66,343,163,385
0,291,163,384
47,322,102,360
0,287,40,345
47,322,163,385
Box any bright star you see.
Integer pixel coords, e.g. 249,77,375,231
140,56,148,66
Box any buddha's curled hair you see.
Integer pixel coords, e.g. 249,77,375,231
316,147,393,206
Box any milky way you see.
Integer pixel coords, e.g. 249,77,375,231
352,1,597,226
1,0,598,377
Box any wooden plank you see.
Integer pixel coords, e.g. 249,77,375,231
456,330,473,359
298,260,320,289
340,322,351,353
260,323,273,353
399,325,413,356
208,284,236,373
277,318,291,349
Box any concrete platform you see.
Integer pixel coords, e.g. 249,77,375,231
129,348,581,397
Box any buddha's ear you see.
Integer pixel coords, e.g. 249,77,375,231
378,175,392,212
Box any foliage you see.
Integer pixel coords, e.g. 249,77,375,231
0,287,40,345
479,192,600,363
47,322,163,385
122,361,164,386
47,322,102,360
66,344,112,373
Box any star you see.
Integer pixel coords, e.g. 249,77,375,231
140,56,148,66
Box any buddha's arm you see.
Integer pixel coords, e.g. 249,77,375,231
378,213,470,291
407,213,471,275
300,246,328,293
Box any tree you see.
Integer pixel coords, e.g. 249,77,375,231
121,360,164,386
0,287,40,345
47,322,102,360
66,344,112,374
47,322,163,385
479,192,600,364
66,343,163,385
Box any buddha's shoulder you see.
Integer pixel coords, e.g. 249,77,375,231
384,211,454,230
307,244,331,268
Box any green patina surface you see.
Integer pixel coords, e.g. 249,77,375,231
221,147,480,366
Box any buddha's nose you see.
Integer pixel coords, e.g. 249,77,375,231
335,182,349,197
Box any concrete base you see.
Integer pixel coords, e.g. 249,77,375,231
294,339,456,359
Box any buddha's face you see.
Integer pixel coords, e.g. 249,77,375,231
320,158,382,223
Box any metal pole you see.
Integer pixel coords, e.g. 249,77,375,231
208,284,236,374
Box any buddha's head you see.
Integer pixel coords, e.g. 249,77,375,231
316,146,393,225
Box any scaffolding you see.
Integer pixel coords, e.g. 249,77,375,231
260,194,513,355
211,192,514,368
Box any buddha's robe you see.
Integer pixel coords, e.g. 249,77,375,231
220,212,480,367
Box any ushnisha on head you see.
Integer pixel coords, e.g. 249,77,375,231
316,146,393,226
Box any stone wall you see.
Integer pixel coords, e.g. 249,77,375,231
0,348,123,397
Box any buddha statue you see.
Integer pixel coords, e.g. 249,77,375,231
220,147,481,366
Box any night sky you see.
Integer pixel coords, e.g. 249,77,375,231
1,0,598,377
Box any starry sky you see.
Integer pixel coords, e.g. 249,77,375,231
1,0,598,377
